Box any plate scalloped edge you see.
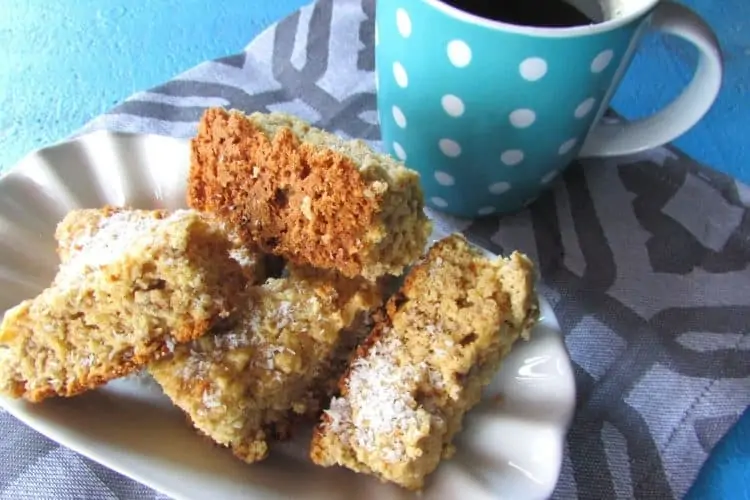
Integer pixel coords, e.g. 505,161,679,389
0,131,576,500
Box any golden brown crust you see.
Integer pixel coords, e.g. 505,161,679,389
187,108,431,280
309,234,539,491
16,339,175,403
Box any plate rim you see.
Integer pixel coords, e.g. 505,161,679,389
0,131,577,500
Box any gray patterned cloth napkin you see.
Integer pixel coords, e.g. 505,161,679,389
2,0,748,499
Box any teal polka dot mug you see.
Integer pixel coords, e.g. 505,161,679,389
375,0,722,218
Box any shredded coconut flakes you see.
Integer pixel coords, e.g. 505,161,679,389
325,335,428,463
56,210,194,289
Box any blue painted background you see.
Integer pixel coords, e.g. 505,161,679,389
1,0,748,182
612,0,749,182
0,0,308,174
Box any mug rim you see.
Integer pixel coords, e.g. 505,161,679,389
422,0,658,37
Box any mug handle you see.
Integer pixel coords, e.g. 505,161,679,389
579,1,723,158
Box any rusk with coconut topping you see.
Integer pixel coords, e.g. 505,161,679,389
149,266,383,463
0,207,246,402
310,234,539,491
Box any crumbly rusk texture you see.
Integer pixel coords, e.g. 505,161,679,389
310,234,539,491
187,108,432,280
303,309,376,413
148,267,382,464
55,206,267,286
0,207,246,402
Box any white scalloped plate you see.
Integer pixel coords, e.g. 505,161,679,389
0,131,575,500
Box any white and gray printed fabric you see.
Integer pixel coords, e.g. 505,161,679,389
2,1,748,499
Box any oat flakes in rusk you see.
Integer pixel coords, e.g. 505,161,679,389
0,207,246,402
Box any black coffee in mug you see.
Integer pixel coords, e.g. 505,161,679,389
441,0,595,28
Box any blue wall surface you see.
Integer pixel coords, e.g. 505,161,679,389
1,0,748,182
